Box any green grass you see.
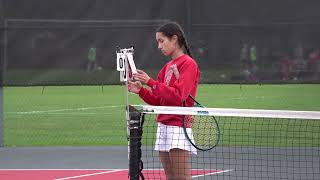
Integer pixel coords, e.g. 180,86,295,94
197,84,320,111
3,84,320,147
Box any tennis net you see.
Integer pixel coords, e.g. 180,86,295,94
128,105,320,180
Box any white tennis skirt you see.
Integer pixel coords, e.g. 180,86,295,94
154,123,197,155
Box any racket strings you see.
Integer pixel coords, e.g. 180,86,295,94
191,115,219,150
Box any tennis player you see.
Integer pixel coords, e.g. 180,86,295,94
128,21,200,180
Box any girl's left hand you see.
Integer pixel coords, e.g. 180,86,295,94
133,69,150,84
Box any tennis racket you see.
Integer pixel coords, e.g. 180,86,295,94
183,95,220,151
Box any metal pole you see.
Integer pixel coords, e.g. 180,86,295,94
0,78,3,148
0,0,5,147
186,0,192,41
3,18,6,77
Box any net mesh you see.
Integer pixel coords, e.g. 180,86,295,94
129,105,320,180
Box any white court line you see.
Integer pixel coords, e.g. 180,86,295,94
6,112,117,116
54,169,124,180
0,169,127,171
192,169,233,179
5,105,123,115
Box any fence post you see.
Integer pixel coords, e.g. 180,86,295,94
0,83,3,147
0,0,5,147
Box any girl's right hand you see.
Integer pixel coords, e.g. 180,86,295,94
128,80,142,94
133,69,150,84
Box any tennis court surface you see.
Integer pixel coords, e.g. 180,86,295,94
0,146,233,179
0,169,232,180
1,104,320,179
1,85,320,179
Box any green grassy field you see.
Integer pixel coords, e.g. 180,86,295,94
3,84,320,147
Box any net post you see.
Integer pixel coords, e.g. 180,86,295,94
128,105,144,180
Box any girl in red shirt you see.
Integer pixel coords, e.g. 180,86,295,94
128,22,200,180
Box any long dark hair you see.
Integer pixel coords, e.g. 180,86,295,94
157,22,193,58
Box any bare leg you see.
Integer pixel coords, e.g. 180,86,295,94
169,148,191,180
159,151,174,180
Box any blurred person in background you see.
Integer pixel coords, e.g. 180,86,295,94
308,48,320,80
292,43,306,80
87,47,98,72
280,53,294,81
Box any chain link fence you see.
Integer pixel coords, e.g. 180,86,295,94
1,0,320,147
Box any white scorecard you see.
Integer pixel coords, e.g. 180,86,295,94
116,47,137,82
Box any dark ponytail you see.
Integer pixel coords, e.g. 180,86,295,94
157,22,193,58
182,36,192,58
